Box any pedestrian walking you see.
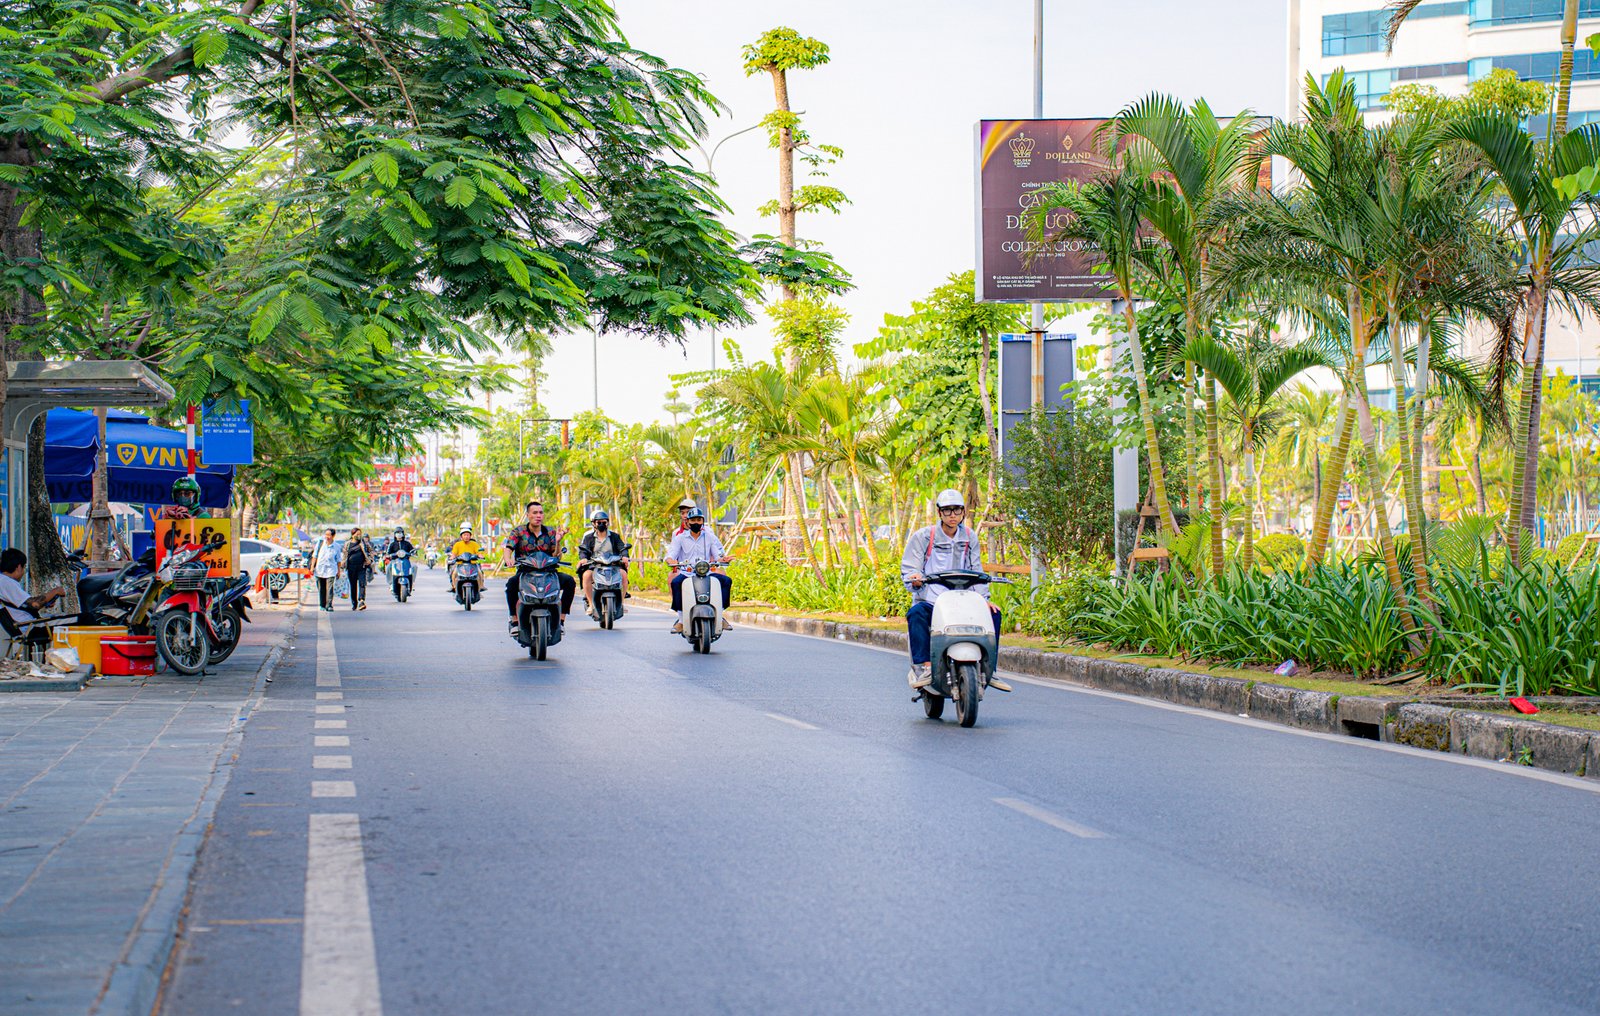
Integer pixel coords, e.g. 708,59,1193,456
344,527,375,610
311,529,340,611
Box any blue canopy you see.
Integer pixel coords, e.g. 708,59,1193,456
44,408,234,508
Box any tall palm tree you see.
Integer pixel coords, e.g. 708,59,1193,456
1107,94,1262,575
1441,113,1600,561
1030,163,1180,537
1182,333,1331,570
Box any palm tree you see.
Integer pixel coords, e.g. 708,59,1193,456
1275,383,1339,517
1030,162,1179,537
1182,333,1331,570
1440,113,1600,561
1107,94,1261,575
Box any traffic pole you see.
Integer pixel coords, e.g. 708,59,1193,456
186,404,197,476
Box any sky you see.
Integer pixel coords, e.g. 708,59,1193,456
535,0,1289,426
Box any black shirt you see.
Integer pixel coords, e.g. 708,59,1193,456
579,531,626,560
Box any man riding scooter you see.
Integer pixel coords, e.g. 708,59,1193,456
577,511,629,619
502,501,575,636
901,488,1008,692
665,506,732,634
448,526,480,593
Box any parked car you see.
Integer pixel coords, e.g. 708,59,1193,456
236,538,300,583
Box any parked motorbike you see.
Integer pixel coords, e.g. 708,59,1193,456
589,545,629,629
74,548,156,627
512,551,569,659
150,544,219,676
917,570,1007,728
452,552,482,610
388,548,416,602
205,575,253,666
677,559,731,655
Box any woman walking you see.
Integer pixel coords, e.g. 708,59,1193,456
344,527,375,610
311,529,340,611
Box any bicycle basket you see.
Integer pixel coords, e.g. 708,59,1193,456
171,562,210,591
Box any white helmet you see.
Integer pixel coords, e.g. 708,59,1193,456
935,488,965,509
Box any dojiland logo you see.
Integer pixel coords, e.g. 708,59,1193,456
1045,131,1096,164
1009,131,1036,167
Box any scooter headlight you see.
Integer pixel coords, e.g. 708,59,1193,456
940,624,988,636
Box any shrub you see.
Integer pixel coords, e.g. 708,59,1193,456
1553,532,1595,567
1002,559,1111,638
1254,533,1306,571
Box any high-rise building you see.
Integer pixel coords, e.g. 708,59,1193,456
1288,0,1600,387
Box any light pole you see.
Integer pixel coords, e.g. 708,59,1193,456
694,121,764,373
1028,0,1046,590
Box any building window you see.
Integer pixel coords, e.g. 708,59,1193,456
1323,3,1468,57
1484,49,1600,83
1469,0,1600,26
1324,63,1465,109
1525,109,1600,135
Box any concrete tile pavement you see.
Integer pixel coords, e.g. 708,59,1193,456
0,602,301,1016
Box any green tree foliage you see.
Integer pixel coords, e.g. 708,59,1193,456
999,406,1115,565
1387,69,1551,122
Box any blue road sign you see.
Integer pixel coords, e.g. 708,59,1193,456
201,400,255,466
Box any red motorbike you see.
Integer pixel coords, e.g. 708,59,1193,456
150,543,220,675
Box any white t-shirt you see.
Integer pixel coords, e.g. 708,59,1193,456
0,573,33,622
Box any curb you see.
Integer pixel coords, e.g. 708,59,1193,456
654,596,1598,782
0,663,92,692
95,605,303,1016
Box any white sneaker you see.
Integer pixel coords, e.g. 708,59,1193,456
907,663,932,689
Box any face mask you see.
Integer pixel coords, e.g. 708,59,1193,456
688,522,703,533
595,523,608,532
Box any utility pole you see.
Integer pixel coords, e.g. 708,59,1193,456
1027,0,1045,590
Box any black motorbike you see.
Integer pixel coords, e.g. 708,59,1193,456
512,551,569,659
589,545,629,630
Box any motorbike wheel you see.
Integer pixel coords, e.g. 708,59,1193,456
532,617,547,660
954,661,979,728
399,582,409,603
206,606,243,666
693,619,713,655
154,608,208,676
463,583,474,611
921,689,946,720
600,598,614,630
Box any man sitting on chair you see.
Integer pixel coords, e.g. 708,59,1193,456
0,549,65,657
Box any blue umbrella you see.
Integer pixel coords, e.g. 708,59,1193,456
44,408,234,508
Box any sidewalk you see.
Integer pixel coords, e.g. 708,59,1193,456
0,601,301,1016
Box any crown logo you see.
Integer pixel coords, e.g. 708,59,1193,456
1009,132,1036,158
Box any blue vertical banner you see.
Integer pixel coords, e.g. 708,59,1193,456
201,400,255,466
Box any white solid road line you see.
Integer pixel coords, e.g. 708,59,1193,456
757,623,1600,797
311,781,357,798
316,610,341,688
764,712,819,730
992,797,1109,839
301,813,383,1016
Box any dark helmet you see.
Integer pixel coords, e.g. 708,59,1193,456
686,505,706,522
591,510,609,524
171,475,201,509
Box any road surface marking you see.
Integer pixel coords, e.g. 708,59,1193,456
315,611,341,688
752,622,1600,797
315,705,344,714
993,798,1108,839
764,712,819,730
317,692,344,700
208,917,302,925
313,755,352,769
311,781,356,798
315,720,347,729
301,813,383,1016
315,736,350,747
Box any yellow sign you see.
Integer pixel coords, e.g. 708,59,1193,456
257,523,297,548
154,518,234,577
113,443,205,469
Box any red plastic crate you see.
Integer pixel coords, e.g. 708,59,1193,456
100,636,158,677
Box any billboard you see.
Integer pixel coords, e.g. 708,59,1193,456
355,461,425,496
154,518,235,577
974,119,1116,303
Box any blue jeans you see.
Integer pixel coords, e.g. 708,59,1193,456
906,599,1002,665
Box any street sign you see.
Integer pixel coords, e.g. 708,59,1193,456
201,401,254,465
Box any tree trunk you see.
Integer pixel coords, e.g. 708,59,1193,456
27,417,75,609
850,466,878,566
1309,393,1355,565
1122,301,1178,537
1470,420,1489,516
1507,281,1547,564
87,408,111,562
1204,376,1225,575
1556,0,1580,137
1353,383,1417,635
1241,432,1256,571
1388,319,1433,605
1185,360,1198,511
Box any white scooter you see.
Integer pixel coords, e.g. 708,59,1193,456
677,559,731,654
919,569,1006,728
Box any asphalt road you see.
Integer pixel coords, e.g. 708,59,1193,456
156,575,1600,1016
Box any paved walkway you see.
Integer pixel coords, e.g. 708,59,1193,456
0,601,300,1016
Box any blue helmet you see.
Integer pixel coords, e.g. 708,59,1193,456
591,510,609,523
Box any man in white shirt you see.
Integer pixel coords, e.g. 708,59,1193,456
0,548,65,657
899,488,1005,691
664,506,732,634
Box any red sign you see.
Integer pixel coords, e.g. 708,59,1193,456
355,460,425,496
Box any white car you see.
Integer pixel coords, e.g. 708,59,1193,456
236,538,301,583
